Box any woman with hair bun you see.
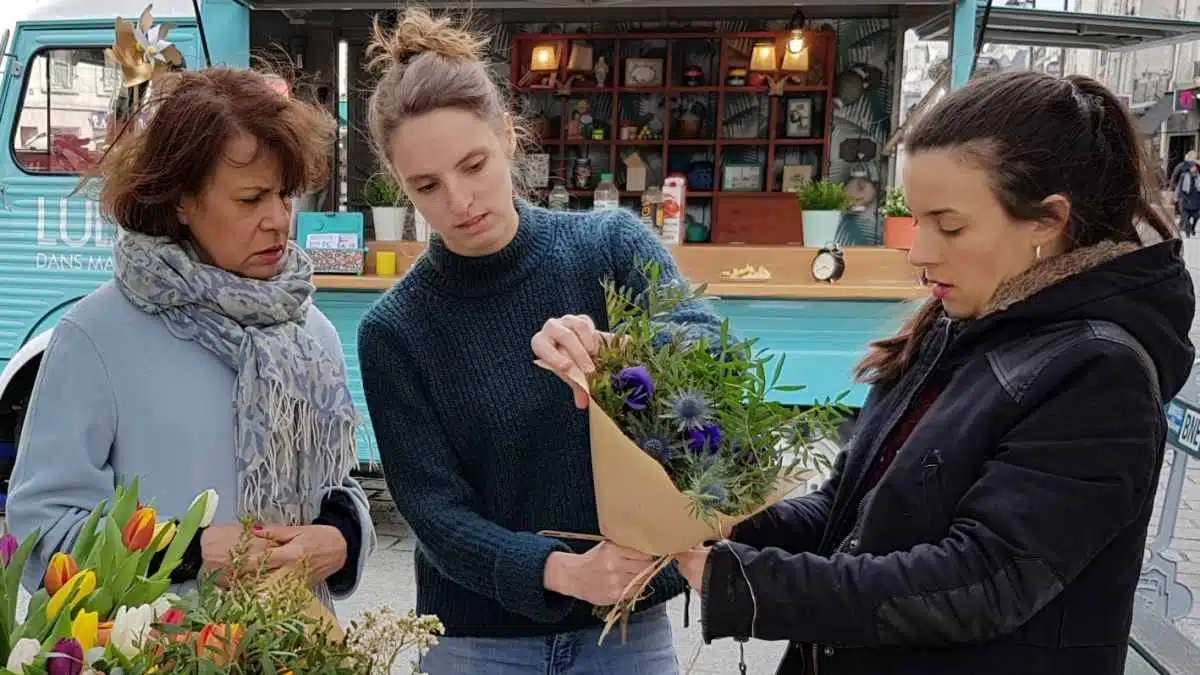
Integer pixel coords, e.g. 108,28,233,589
356,7,722,673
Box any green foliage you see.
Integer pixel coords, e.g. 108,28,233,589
796,179,854,212
593,261,850,522
361,172,409,208
883,185,911,217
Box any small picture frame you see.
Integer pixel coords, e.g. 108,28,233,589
785,97,815,138
624,58,664,87
722,163,763,192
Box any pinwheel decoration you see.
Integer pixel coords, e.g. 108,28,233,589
107,5,184,90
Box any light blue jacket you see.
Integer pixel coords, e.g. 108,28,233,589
5,281,376,599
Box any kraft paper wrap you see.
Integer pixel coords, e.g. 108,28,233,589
538,361,816,556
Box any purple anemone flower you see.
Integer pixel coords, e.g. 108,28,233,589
686,424,724,454
612,365,655,411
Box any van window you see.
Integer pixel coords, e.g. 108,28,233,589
12,48,115,175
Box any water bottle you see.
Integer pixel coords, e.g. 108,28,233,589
548,180,570,211
593,173,619,210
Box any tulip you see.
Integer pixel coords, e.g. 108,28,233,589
72,610,100,653
122,506,157,552
47,637,84,675
159,607,185,625
96,621,113,647
110,604,155,658
47,569,97,621
190,489,219,528
151,592,180,620
0,533,18,567
6,637,41,671
196,623,244,666
45,552,79,595
152,520,176,553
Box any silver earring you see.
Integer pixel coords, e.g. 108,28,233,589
1035,245,1042,261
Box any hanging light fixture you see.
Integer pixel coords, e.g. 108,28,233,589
786,7,807,54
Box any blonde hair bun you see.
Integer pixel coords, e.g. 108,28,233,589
367,7,489,73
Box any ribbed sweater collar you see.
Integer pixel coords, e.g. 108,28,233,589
418,200,555,298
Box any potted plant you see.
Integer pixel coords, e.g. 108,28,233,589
883,185,916,249
362,171,409,242
797,179,853,247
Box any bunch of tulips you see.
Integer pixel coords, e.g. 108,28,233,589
0,478,219,674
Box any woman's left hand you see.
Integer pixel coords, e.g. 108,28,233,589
677,546,711,591
253,524,347,585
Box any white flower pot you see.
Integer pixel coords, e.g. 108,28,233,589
412,209,430,242
371,206,407,241
802,210,843,247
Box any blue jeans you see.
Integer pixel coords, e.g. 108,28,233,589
418,604,679,674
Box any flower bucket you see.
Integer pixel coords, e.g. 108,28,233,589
372,206,407,241
884,215,917,249
802,210,842,247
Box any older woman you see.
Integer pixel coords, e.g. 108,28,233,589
6,66,376,604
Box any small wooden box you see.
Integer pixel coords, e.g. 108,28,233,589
712,194,804,245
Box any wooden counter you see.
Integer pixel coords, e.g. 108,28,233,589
313,241,927,301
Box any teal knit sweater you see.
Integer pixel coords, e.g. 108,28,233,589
357,201,723,637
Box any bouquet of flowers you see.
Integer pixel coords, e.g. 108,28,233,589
0,478,216,674
540,261,847,643
0,480,443,674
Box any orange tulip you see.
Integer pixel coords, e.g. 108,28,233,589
97,621,113,647
122,506,157,552
44,552,79,596
196,623,244,666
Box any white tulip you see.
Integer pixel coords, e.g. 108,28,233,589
110,604,156,658
6,638,41,670
189,489,219,528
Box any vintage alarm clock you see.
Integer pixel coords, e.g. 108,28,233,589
811,245,846,283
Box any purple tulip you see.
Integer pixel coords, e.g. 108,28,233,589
0,533,18,567
687,424,724,454
612,365,655,411
47,637,83,675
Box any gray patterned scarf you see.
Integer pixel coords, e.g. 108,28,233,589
113,228,358,526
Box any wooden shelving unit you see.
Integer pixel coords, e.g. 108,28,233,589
510,29,837,244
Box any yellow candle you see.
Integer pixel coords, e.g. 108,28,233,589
375,251,397,277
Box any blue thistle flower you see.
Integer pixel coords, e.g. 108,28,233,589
639,436,678,464
696,477,730,507
663,389,713,431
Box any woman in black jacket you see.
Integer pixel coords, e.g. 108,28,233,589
677,71,1196,674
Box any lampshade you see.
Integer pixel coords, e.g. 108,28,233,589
567,42,593,72
781,47,809,72
530,44,558,72
749,41,777,72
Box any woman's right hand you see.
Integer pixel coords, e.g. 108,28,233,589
543,542,656,606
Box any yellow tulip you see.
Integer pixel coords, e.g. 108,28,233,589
72,609,99,652
46,569,97,621
152,521,176,553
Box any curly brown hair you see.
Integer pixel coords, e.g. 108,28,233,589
79,66,335,240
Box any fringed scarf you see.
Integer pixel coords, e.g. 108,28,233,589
113,229,358,526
